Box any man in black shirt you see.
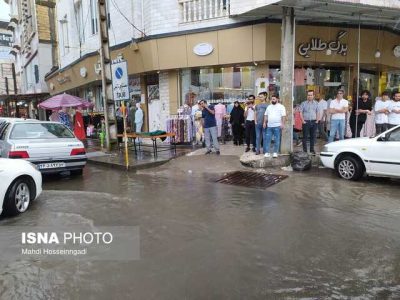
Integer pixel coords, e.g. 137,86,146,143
350,90,372,138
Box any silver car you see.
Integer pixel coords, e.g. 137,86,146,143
0,119,87,175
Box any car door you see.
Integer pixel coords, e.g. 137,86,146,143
365,127,400,177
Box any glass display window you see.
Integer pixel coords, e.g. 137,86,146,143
180,66,256,106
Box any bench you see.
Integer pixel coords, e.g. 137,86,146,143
117,132,176,157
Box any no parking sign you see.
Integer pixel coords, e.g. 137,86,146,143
111,61,129,101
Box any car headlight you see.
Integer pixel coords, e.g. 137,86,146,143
322,146,329,152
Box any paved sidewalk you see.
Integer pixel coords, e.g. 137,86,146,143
84,138,195,171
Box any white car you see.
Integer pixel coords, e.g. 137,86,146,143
320,125,400,180
0,158,42,216
0,119,87,175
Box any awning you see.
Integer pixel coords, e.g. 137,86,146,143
0,93,50,102
231,0,400,29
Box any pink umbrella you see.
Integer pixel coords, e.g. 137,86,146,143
38,93,91,109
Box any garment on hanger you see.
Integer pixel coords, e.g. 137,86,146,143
294,68,306,86
74,110,86,140
314,68,326,86
255,74,269,95
306,68,315,85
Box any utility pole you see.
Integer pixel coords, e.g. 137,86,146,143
280,7,295,154
96,0,114,151
12,63,17,95
5,77,9,95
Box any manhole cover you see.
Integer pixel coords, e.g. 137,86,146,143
216,171,288,189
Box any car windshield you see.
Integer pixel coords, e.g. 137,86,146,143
10,123,75,139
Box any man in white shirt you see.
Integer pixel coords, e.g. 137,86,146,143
374,91,391,135
316,94,328,141
388,91,400,129
263,95,286,158
328,89,349,143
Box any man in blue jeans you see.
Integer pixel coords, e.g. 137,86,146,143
328,89,349,143
263,95,286,158
200,100,220,155
254,92,268,155
300,90,321,155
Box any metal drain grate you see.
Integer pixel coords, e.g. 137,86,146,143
216,171,288,189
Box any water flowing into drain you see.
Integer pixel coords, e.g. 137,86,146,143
216,171,288,189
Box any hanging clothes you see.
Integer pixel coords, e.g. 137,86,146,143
129,104,136,132
294,68,306,86
74,110,86,140
59,111,72,129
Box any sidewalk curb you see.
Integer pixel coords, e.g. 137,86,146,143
87,157,172,172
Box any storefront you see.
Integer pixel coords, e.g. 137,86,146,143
45,22,400,142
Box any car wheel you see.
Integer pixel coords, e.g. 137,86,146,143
336,156,364,181
70,169,83,176
3,178,32,216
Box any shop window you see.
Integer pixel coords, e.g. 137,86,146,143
74,1,86,43
34,65,39,84
60,17,69,55
180,66,255,106
293,67,349,104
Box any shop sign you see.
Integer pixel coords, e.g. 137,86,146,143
0,33,13,47
111,60,129,101
193,43,213,56
298,30,348,58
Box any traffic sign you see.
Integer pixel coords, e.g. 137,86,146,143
111,61,129,101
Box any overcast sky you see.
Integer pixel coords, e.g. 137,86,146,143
0,1,10,21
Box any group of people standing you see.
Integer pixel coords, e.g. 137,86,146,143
197,87,400,157
296,88,400,154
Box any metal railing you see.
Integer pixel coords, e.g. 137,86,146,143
179,0,229,23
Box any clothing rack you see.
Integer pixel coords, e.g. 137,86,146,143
166,115,193,144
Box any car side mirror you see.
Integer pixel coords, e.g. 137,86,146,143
377,134,387,142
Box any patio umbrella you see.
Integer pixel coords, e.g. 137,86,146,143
38,93,89,109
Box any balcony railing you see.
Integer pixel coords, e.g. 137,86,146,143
179,0,229,23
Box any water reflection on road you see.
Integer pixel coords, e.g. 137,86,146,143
1,156,400,299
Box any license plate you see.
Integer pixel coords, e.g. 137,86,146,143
38,162,66,169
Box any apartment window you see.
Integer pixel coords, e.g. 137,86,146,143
74,1,85,43
90,0,98,35
60,17,69,55
107,0,111,29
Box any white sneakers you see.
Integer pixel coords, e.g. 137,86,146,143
264,153,279,158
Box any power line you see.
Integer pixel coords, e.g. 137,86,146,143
109,0,146,37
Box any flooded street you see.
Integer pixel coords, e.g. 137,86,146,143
1,155,400,299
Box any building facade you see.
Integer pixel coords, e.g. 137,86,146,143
0,20,17,95
45,0,400,136
4,0,57,117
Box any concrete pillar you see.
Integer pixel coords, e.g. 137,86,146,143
280,7,295,154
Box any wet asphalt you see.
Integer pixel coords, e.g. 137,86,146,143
1,154,400,299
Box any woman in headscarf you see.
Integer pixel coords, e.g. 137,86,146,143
229,101,244,145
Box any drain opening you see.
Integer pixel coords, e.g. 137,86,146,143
216,171,288,189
